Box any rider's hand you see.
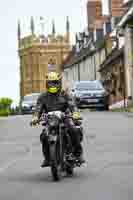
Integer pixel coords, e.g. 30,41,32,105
72,111,81,120
30,116,39,126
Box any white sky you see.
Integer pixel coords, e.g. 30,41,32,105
0,0,108,102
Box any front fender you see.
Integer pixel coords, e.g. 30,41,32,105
48,129,58,144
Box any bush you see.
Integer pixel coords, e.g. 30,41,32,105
0,98,13,110
0,109,10,117
0,97,13,117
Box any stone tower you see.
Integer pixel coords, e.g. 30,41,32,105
18,17,72,99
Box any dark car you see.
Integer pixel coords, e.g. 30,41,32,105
20,93,40,114
71,80,109,110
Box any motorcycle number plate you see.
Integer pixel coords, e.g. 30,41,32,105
76,126,81,128
49,135,57,141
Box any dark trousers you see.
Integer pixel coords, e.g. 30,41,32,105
64,118,83,156
40,119,83,159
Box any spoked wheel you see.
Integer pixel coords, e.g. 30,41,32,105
49,143,61,181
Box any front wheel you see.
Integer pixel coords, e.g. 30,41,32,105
66,166,74,176
49,143,61,181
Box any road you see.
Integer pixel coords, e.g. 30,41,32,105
0,111,133,200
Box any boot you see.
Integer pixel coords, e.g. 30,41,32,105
78,154,85,164
41,159,49,167
75,154,85,164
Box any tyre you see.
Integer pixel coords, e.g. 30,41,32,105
49,143,61,181
66,166,74,176
51,164,60,181
104,104,109,111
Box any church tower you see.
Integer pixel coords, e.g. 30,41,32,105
66,16,70,43
30,16,35,35
17,20,21,41
52,20,56,36
18,17,72,98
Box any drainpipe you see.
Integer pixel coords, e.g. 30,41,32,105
78,63,80,81
122,55,126,108
94,55,96,80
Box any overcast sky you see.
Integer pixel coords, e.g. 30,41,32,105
0,0,108,102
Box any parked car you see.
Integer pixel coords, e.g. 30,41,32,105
20,93,40,114
71,80,109,110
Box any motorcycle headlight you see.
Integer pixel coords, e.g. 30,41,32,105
48,117,59,127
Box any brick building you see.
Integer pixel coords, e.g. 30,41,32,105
87,0,102,30
109,0,126,16
87,0,110,38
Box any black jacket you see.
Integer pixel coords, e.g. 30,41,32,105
35,91,77,119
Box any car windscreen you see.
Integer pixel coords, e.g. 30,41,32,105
75,82,103,91
23,94,39,102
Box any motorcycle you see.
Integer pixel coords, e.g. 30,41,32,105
38,110,83,181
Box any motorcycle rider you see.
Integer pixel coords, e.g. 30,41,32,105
31,71,84,167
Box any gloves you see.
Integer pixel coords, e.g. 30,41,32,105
30,116,39,126
72,111,81,120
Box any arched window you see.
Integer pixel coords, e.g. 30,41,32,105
48,58,56,72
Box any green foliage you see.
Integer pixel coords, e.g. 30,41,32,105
0,97,13,117
0,98,13,110
0,109,10,116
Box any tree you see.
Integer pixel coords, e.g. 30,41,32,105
0,98,13,110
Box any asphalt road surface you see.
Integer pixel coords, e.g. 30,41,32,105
0,111,133,200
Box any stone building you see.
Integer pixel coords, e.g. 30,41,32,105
62,0,130,104
99,47,126,104
118,2,133,99
99,1,133,105
62,37,107,90
18,17,71,98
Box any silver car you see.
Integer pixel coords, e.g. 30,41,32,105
71,81,109,110
20,93,40,114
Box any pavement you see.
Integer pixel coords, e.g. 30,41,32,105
0,111,133,200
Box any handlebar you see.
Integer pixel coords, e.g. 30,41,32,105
30,111,82,127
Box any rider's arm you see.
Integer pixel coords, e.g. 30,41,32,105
65,93,78,113
34,93,46,119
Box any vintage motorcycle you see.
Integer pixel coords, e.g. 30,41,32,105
38,110,83,181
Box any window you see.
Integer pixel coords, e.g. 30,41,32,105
75,81,103,91
48,58,56,72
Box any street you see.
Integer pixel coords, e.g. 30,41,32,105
0,111,133,200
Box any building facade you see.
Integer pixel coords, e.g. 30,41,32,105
99,48,126,105
18,17,71,98
62,39,107,90
99,1,133,105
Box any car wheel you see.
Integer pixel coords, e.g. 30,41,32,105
104,105,109,111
